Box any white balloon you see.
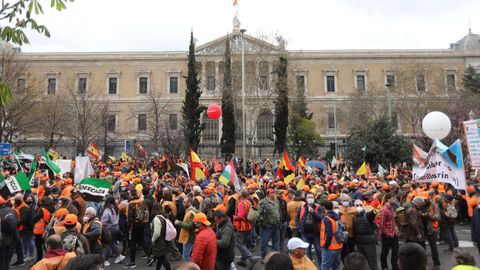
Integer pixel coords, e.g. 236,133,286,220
422,111,451,139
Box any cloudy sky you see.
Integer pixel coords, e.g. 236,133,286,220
20,0,480,52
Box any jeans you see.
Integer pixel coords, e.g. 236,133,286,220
14,236,24,263
21,232,34,258
182,242,193,261
279,222,288,251
104,228,121,261
380,234,399,270
441,224,458,250
260,224,280,257
321,248,341,270
301,233,322,265
236,230,254,261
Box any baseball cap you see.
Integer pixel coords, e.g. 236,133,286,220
64,214,78,225
287,237,309,250
193,213,211,226
54,208,69,219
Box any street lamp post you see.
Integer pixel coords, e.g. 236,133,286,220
241,29,246,171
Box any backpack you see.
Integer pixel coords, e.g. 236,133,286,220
62,232,85,255
157,215,177,241
247,206,259,223
395,207,408,226
134,201,149,224
333,218,348,244
0,209,17,248
445,203,458,219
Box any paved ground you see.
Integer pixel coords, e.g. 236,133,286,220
14,224,480,270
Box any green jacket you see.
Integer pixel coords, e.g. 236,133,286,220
258,198,281,226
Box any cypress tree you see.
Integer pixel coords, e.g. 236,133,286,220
274,56,289,154
182,32,204,152
220,35,236,156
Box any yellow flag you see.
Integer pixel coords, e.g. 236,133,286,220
296,178,304,190
356,161,366,175
121,152,131,161
190,149,206,180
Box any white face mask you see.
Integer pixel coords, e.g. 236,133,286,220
333,209,340,215
83,216,90,223
356,207,363,213
307,198,315,205
342,201,350,207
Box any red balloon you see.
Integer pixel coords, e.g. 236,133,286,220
207,104,222,120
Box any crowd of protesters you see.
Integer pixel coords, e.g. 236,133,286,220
0,155,479,270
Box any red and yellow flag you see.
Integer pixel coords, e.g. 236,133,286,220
190,149,207,181
278,151,295,184
87,143,100,160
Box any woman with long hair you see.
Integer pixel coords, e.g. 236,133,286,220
101,194,124,266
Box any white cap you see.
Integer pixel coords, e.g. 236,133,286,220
388,181,397,186
287,237,309,250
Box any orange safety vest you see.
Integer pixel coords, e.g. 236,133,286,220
13,201,27,231
320,215,343,251
430,206,439,230
298,203,319,222
33,208,51,235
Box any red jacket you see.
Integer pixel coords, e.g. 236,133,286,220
191,226,217,270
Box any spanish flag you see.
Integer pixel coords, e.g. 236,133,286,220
87,143,100,160
297,156,306,175
278,151,295,184
190,149,207,181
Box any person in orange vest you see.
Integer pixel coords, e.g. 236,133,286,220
31,235,76,270
319,200,343,270
11,193,29,267
32,196,54,262
463,186,478,220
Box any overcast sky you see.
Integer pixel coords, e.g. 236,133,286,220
20,0,480,52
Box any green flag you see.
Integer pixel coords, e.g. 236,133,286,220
42,149,61,174
78,178,112,202
28,156,38,184
4,172,30,192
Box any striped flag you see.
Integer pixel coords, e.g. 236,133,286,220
78,177,112,202
47,148,61,161
219,160,240,191
278,151,295,184
87,143,100,160
297,156,306,175
190,149,207,181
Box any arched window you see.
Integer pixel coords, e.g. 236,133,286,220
257,110,273,142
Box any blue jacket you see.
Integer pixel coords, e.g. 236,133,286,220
472,208,480,242
322,211,340,249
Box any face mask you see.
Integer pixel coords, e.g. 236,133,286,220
14,199,22,205
356,207,363,213
342,201,349,207
333,209,340,215
83,216,90,223
307,198,315,205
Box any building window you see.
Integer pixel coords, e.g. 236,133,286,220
77,78,87,94
168,114,177,130
108,77,118,95
207,76,215,94
296,75,305,92
326,76,335,92
356,75,365,91
416,75,426,92
139,77,148,94
203,118,218,142
446,74,456,91
138,113,147,131
169,76,178,94
107,114,116,132
386,74,395,89
47,78,56,95
257,111,273,141
259,75,268,91
327,112,335,129
17,78,25,92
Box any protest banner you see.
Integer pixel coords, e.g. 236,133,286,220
463,119,480,169
413,139,466,190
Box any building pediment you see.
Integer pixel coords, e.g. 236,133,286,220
196,32,280,55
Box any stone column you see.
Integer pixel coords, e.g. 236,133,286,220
214,61,219,94
201,60,207,93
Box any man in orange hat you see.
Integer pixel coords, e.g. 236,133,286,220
60,214,89,255
191,213,216,270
